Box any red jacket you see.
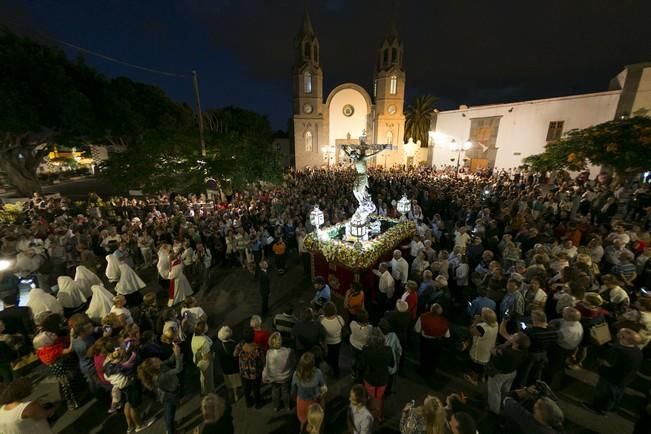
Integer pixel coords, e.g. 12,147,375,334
404,291,418,320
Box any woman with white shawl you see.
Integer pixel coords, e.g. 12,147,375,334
74,265,102,299
157,244,171,290
168,251,193,307
27,287,64,322
57,276,88,315
105,254,121,288
115,262,146,306
86,284,114,323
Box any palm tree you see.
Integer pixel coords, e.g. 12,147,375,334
404,95,437,147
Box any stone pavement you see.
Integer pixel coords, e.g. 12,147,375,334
22,255,638,434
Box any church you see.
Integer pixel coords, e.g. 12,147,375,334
291,11,427,170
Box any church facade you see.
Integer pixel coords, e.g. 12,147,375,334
292,12,426,170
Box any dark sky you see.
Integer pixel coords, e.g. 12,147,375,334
2,0,651,130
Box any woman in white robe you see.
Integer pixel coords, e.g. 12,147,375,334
86,284,114,323
74,265,102,299
105,254,121,286
157,244,171,284
115,262,146,306
168,253,193,307
57,276,87,313
27,287,64,321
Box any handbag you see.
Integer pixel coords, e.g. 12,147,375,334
590,322,612,345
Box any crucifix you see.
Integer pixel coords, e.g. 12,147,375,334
340,130,392,222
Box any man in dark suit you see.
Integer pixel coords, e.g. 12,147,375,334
258,260,271,317
0,294,35,337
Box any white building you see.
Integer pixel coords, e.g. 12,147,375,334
430,62,651,172
292,11,428,170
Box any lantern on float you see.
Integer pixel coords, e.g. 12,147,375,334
397,194,411,220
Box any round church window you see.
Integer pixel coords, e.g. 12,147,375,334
342,104,355,117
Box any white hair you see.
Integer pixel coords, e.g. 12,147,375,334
250,315,262,329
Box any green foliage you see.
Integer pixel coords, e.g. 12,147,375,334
404,95,437,146
0,202,24,224
103,107,282,194
525,116,651,174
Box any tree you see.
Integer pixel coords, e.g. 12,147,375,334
0,29,193,195
524,116,651,175
102,106,282,194
404,95,437,147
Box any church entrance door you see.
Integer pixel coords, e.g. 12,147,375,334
470,158,488,172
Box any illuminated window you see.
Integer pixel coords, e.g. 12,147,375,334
304,72,312,94
373,79,377,97
386,130,393,145
390,75,397,95
305,131,313,152
546,121,564,141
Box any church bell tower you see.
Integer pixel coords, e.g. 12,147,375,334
373,20,406,166
292,9,325,168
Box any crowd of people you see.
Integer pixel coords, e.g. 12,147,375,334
0,164,649,434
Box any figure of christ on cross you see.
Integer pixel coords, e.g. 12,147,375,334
341,131,392,222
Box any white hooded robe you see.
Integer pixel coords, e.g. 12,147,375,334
86,284,114,322
74,265,102,299
115,263,146,295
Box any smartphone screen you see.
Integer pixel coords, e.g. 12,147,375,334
520,322,527,330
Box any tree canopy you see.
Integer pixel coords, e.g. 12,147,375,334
404,95,437,147
0,28,281,195
524,116,651,175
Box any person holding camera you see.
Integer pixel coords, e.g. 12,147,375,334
502,386,564,434
486,326,530,414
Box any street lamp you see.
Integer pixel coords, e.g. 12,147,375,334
397,194,411,221
450,139,472,176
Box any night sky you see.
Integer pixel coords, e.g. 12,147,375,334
2,0,651,130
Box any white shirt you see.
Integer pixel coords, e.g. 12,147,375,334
408,240,424,257
320,315,344,345
390,257,409,285
374,270,395,298
0,402,54,434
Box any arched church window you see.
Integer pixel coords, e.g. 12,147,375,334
304,42,311,59
373,79,377,97
386,130,393,145
305,131,313,152
390,75,397,95
304,72,312,94
383,48,388,66
313,44,318,63
391,47,397,64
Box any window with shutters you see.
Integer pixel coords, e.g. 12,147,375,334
546,121,564,141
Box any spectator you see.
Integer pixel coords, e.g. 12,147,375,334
215,326,241,403
349,310,372,380
588,328,643,414
384,300,411,352
503,392,564,434
311,276,331,309
263,332,295,413
347,384,373,434
191,320,215,395
378,319,402,395
234,327,264,408
359,328,394,422
292,309,326,360
464,307,498,386
414,304,450,374
192,393,234,434
272,237,287,274
399,395,446,434
373,262,395,310
319,302,344,377
401,281,419,321
449,412,477,434
486,331,530,414
250,315,270,353
304,403,324,434
291,352,326,431
343,282,365,322
273,306,297,347
0,378,55,434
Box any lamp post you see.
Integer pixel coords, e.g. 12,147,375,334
450,139,472,176
397,194,411,221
